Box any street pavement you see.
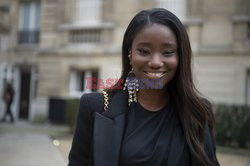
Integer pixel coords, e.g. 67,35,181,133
0,121,68,166
1,121,250,166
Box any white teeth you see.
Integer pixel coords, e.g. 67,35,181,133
146,72,165,78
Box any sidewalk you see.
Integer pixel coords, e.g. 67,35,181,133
217,146,250,166
0,121,69,166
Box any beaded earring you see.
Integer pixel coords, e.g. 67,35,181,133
123,63,139,106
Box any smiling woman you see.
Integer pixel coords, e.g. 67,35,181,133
68,8,220,166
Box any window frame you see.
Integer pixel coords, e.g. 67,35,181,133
18,1,41,44
69,69,98,97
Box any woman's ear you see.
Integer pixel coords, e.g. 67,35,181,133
128,50,132,63
129,57,132,66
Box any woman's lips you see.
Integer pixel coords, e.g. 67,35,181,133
144,71,166,79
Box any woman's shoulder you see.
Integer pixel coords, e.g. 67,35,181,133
80,91,117,102
80,92,104,110
79,91,118,113
80,92,103,101
201,97,212,107
197,97,213,113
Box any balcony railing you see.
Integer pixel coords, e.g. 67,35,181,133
69,29,101,43
18,30,40,44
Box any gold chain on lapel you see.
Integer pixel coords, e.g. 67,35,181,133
102,90,109,111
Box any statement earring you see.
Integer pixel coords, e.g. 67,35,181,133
123,68,139,106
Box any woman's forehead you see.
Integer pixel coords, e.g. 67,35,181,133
132,23,177,47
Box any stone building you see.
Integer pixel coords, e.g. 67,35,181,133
0,0,249,121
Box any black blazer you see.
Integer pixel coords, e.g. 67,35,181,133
68,90,218,166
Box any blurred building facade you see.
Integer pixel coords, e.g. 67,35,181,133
0,0,249,121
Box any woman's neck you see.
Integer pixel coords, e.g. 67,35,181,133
137,88,169,112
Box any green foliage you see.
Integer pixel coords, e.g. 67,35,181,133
65,98,80,133
215,104,250,148
32,115,48,124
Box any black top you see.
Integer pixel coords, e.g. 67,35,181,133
120,102,190,166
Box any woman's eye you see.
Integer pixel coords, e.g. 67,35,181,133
137,48,150,56
163,50,175,56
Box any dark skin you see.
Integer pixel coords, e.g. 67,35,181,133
130,23,179,112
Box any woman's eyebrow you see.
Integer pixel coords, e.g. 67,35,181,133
163,42,177,48
135,42,177,48
136,42,151,46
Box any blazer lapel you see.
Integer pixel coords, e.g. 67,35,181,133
93,91,128,166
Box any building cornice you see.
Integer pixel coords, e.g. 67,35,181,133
57,22,115,31
183,17,204,25
231,15,250,22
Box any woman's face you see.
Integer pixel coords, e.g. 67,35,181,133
130,23,179,89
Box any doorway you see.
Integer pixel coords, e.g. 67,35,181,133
247,70,250,106
19,67,31,119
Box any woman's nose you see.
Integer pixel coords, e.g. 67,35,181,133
148,54,163,68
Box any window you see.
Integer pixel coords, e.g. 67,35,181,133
156,0,187,21
0,5,10,31
70,69,98,97
242,0,250,15
18,1,40,44
71,0,103,25
236,0,250,16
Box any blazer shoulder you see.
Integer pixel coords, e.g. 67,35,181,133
80,92,103,102
79,90,124,115
80,92,105,114
200,97,212,107
200,97,214,117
